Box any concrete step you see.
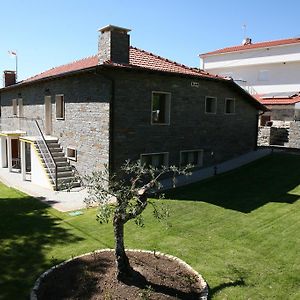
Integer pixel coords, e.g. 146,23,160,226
57,165,72,172
46,147,62,153
51,152,65,158
46,169,73,178
53,156,68,163
46,142,61,148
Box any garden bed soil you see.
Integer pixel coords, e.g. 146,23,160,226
36,250,206,299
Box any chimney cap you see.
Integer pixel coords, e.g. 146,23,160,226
98,24,131,34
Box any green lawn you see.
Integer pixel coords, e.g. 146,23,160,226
0,153,299,299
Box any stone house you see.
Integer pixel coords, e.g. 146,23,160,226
0,25,266,190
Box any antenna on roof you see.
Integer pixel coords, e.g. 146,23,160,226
242,24,247,39
242,24,252,45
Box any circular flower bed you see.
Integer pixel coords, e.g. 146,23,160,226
31,249,208,300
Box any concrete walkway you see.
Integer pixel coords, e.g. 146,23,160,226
0,167,88,212
0,148,271,212
160,148,272,190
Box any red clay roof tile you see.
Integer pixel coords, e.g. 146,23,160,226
23,47,219,84
201,37,300,56
258,94,300,105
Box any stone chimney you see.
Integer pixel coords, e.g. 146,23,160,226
3,70,16,87
98,25,131,65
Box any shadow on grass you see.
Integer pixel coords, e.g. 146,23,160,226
0,194,83,299
165,154,300,213
208,278,246,299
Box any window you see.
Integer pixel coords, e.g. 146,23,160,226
225,98,235,114
151,92,171,125
258,70,269,81
140,152,169,168
205,97,217,114
66,147,77,161
180,150,203,167
55,95,65,119
12,99,17,116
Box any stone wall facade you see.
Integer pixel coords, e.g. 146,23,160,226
109,69,259,172
288,122,300,148
0,68,260,176
258,127,271,146
0,72,111,175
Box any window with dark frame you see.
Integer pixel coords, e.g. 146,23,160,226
55,95,65,119
205,97,217,114
225,98,235,114
66,147,77,161
151,92,170,124
180,150,203,167
140,152,168,168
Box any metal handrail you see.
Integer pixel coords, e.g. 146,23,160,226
34,120,58,190
0,116,58,190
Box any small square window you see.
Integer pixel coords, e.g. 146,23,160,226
66,147,77,161
180,150,203,167
151,92,171,125
225,98,235,114
55,95,65,119
140,152,169,168
205,97,217,114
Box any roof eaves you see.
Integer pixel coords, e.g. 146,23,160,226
0,65,98,92
200,38,300,57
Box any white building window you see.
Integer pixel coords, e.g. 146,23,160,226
140,152,169,168
180,150,203,167
205,97,217,114
225,98,235,114
151,92,171,125
55,95,65,119
258,70,269,81
66,147,77,161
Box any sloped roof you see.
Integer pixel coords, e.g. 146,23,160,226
2,46,266,111
200,37,300,56
259,93,300,105
23,47,217,84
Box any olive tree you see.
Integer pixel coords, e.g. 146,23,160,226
84,160,191,281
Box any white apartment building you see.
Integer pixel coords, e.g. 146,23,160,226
200,37,300,97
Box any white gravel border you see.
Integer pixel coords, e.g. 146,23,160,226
31,248,208,300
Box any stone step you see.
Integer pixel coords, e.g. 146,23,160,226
46,170,73,178
51,152,65,158
46,142,61,148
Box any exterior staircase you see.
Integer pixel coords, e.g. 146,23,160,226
35,138,81,190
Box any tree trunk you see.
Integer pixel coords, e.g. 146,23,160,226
113,214,132,280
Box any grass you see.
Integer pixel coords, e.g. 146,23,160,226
0,153,299,299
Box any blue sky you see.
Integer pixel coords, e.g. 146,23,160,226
1,0,300,83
